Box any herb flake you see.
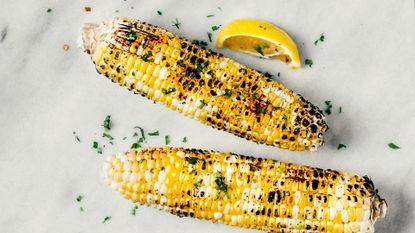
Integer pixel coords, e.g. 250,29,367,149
206,14,214,18
337,144,347,150
305,59,313,67
161,88,176,95
182,137,187,143
127,31,137,41
131,205,139,215
148,131,160,136
388,143,400,149
165,135,170,145
214,173,229,197
103,216,111,223
207,32,212,42
172,18,181,29
314,33,325,45
157,10,162,15
324,101,332,115
211,25,221,31
188,157,198,165
103,115,111,130
47,8,52,13
253,43,269,56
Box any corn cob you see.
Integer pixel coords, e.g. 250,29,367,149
104,147,387,233
82,17,328,151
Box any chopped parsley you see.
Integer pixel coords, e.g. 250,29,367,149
264,72,273,78
76,195,83,202
140,55,154,62
253,43,269,56
182,137,187,143
197,100,206,109
102,132,114,141
217,6,222,11
324,101,332,115
80,207,84,212
122,136,127,140
192,40,208,47
339,106,342,114
73,131,81,142
131,137,144,149
314,33,325,45
161,88,176,95
282,113,288,122
193,179,202,189
223,89,232,98
177,59,185,67
127,31,137,41
92,141,103,154
131,205,139,215
196,61,209,72
148,131,160,136
172,18,181,29
187,157,198,165
207,32,212,42
134,126,146,140
256,107,266,114
103,115,111,130
214,173,229,197
305,59,313,67
388,143,400,149
337,144,347,150
102,216,112,223
206,14,215,18
211,25,221,31
157,10,162,15
47,8,52,13
165,135,171,145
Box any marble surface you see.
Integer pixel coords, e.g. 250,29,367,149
0,0,414,232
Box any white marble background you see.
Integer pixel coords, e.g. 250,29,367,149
0,0,414,232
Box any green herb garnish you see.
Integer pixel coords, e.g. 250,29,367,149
314,33,325,45
102,132,114,141
305,59,313,67
214,173,229,196
193,179,202,188
182,137,187,143
80,207,84,212
339,106,342,114
253,43,269,56
161,88,176,95
140,55,154,62
76,195,83,202
103,115,111,130
188,157,198,165
192,40,208,47
131,137,144,149
172,18,181,29
324,101,332,115
157,10,162,15
256,107,266,114
148,131,160,136
165,135,171,145
207,32,212,42
47,8,52,13
127,31,137,41
134,126,146,140
337,144,347,150
388,143,400,149
73,131,81,142
92,141,103,154
197,100,206,109
223,89,232,98
206,14,214,18
102,216,111,223
211,25,221,31
131,205,139,215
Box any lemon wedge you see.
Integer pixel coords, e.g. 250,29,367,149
216,19,301,69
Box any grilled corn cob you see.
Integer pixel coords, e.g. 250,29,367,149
82,17,328,151
104,147,387,233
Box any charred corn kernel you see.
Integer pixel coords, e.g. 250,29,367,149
104,147,387,233
82,17,328,151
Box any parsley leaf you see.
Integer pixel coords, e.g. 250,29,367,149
206,14,214,18
223,89,232,98
103,115,111,130
324,101,332,115
102,216,111,223
339,106,342,114
305,59,313,67
102,132,114,141
214,173,229,197
337,144,347,150
161,88,176,95
127,31,137,41
314,33,325,45
207,32,212,42
76,195,83,202
131,205,139,215
253,43,269,56
165,135,171,145
134,126,146,140
172,18,181,29
211,25,221,31
182,137,187,143
148,131,160,136
388,143,400,149
187,157,198,165
92,141,103,154
157,10,162,15
192,40,208,47
47,8,52,13
193,179,202,188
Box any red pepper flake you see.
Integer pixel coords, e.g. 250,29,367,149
84,7,92,12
